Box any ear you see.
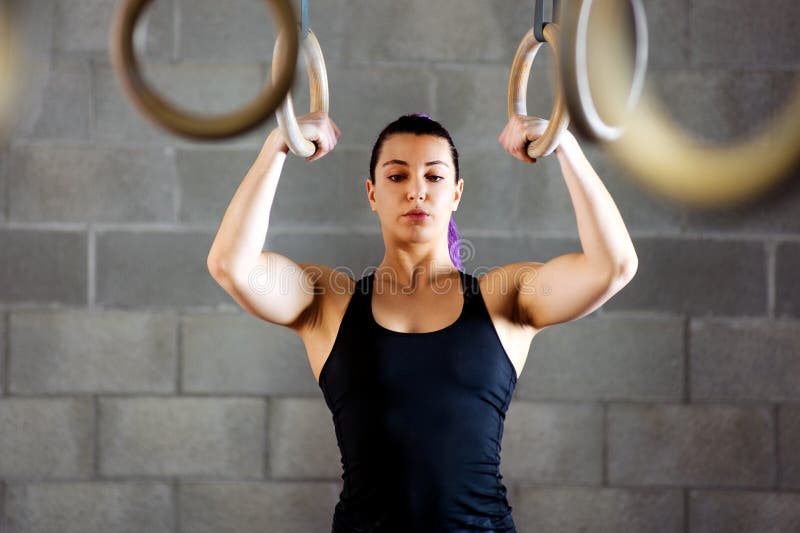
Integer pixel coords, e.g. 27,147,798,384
453,178,464,211
366,177,376,211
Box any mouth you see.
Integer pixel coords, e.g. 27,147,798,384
403,209,430,220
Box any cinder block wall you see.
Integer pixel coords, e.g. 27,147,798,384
1,0,799,531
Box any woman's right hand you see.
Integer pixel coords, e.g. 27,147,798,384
276,111,342,162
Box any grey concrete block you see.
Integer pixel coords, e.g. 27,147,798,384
7,55,91,141
345,0,537,64
431,146,518,233
690,0,800,67
176,147,268,225
681,107,800,235
6,0,55,57
512,151,579,235
327,65,434,148
179,481,341,533
338,148,376,229
140,0,174,59
461,236,582,275
7,143,175,223
4,482,173,533
176,0,277,62
684,166,800,234
517,315,684,401
0,398,93,479
690,318,800,402
0,229,87,305
268,398,341,479
576,143,685,232
776,242,800,318
510,486,683,533
690,490,800,533
267,231,384,277
641,0,690,68
177,145,351,227
9,310,177,394
90,60,173,146
502,401,603,484
99,397,265,477
608,404,774,487
95,230,229,308
182,312,318,395
92,60,269,147
0,144,6,222
780,405,800,489
53,0,173,58
601,238,767,316
0,315,5,394
436,62,557,149
176,0,347,62
271,148,352,228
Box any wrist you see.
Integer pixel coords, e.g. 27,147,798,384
555,130,579,158
264,128,289,155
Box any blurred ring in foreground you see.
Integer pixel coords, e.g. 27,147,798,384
559,0,648,142
586,0,800,208
109,0,299,140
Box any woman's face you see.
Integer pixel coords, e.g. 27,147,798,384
367,133,463,243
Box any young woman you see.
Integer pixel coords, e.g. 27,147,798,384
207,111,638,532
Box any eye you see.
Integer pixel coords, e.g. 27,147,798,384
387,174,445,182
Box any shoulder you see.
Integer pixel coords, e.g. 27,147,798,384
474,262,544,329
291,264,357,335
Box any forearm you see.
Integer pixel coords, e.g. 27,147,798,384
207,129,290,279
554,132,638,276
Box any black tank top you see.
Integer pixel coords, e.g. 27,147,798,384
318,269,518,532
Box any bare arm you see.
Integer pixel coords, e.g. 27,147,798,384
498,117,638,329
521,132,638,329
207,113,341,329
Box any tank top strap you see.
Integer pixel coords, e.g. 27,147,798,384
460,270,482,317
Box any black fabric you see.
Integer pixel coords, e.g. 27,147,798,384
318,270,518,532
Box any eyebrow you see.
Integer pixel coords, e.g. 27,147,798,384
382,159,449,168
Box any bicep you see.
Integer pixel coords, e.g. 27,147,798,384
219,252,322,331
514,254,619,330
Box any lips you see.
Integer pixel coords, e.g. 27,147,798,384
404,208,429,216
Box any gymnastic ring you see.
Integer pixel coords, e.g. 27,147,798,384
109,0,298,140
586,5,800,208
272,28,329,157
559,0,648,142
507,23,571,158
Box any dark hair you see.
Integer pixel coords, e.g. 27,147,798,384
368,113,463,270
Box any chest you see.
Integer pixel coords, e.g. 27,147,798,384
304,275,535,384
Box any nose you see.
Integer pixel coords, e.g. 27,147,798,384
407,175,427,201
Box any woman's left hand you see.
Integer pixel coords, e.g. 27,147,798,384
498,114,570,164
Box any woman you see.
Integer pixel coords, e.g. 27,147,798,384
207,111,638,532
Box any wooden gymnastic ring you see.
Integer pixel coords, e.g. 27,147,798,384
272,29,329,157
109,0,298,140
586,1,800,208
559,0,648,142
507,23,570,158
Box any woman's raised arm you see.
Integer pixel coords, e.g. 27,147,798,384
207,112,341,329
